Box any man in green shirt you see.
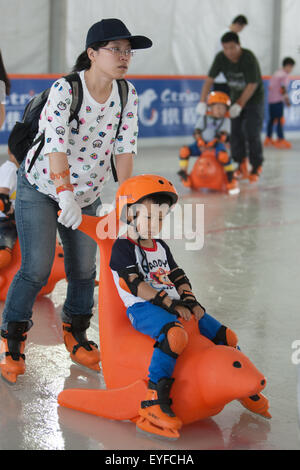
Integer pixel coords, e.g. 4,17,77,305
197,32,264,182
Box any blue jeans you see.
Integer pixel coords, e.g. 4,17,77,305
1,162,101,331
267,102,284,139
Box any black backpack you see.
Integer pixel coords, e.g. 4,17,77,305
8,73,128,182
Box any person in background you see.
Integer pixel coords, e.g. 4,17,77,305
197,32,264,183
0,50,11,129
0,149,19,270
178,91,239,194
0,50,15,269
213,15,248,94
264,57,295,149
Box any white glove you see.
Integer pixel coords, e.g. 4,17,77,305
229,103,242,119
58,190,82,230
0,80,6,103
196,102,207,116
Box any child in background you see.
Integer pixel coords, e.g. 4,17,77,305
0,149,19,269
0,79,6,129
110,174,270,439
178,91,238,194
264,57,295,149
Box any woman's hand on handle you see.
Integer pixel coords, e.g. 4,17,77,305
58,190,82,230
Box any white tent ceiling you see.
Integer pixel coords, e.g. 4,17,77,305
0,0,299,75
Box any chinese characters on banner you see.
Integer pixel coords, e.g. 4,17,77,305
0,76,299,145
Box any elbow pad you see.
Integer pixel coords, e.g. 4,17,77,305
0,193,11,215
118,265,144,296
168,267,192,290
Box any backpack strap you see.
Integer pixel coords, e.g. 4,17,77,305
28,74,83,173
64,73,83,130
111,79,129,182
27,133,46,173
116,79,129,138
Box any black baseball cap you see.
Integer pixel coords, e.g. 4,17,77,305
86,18,152,50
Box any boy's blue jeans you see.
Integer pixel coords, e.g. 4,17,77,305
127,301,227,384
1,162,100,331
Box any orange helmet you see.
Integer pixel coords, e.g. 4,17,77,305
207,91,231,107
116,174,178,221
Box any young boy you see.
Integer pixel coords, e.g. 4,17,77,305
264,57,295,149
178,91,238,194
0,149,19,269
110,174,269,439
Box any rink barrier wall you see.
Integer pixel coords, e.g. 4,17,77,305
0,74,300,148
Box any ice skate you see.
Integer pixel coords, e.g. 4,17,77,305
249,166,262,183
274,139,292,149
63,314,101,372
0,322,29,384
263,136,274,147
136,378,182,440
226,179,240,195
235,158,249,180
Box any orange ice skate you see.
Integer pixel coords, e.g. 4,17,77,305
263,137,274,147
136,378,182,440
274,139,292,149
63,314,101,372
249,166,262,183
0,322,29,384
235,159,250,180
177,169,192,188
226,179,240,195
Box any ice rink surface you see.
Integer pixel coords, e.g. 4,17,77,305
0,142,300,450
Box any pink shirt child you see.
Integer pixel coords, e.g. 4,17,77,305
268,69,290,104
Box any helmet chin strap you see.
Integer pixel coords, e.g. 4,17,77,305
126,214,151,275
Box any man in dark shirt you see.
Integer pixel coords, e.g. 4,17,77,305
197,32,264,182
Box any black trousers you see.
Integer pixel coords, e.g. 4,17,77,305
230,102,264,171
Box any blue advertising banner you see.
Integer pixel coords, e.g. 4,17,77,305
1,76,299,145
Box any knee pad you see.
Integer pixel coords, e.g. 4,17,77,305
154,322,188,359
213,325,238,347
180,146,191,159
217,151,230,164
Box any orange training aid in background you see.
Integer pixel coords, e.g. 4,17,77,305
58,213,269,428
0,239,66,301
188,150,228,192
